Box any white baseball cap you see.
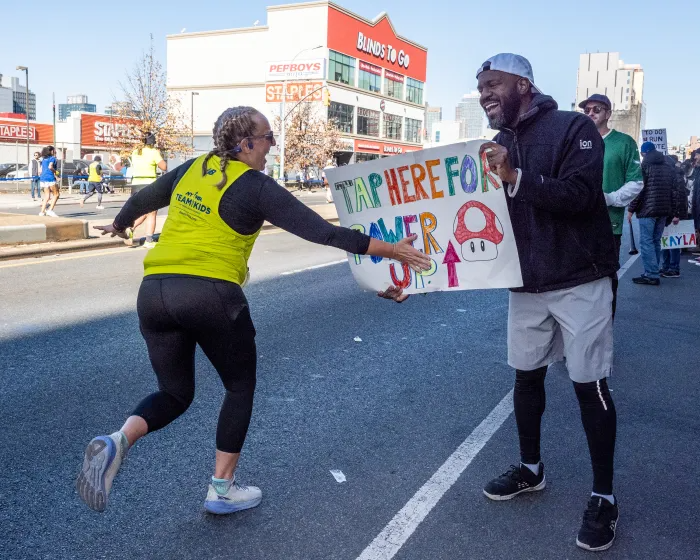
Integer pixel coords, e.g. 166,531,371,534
476,53,541,94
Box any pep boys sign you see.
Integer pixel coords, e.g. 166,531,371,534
266,59,326,81
357,31,409,69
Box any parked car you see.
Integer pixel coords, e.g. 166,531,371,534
0,163,20,178
6,165,29,179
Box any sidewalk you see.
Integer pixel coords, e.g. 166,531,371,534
0,190,339,261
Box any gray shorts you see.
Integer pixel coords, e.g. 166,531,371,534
507,277,614,383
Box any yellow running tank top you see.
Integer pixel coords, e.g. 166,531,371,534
88,161,102,182
143,155,261,284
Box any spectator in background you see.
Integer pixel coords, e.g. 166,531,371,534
659,155,689,278
579,94,642,261
691,150,700,261
30,152,41,201
628,142,676,285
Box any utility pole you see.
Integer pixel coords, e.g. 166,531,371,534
16,66,29,165
279,45,323,184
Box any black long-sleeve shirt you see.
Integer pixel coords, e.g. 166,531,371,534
114,159,370,255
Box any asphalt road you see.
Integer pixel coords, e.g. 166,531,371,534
1,228,699,560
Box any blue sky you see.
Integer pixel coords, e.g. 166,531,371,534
1,0,696,145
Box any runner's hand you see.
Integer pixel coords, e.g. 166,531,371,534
377,285,410,303
627,212,633,223
393,234,430,273
672,217,680,225
94,224,129,239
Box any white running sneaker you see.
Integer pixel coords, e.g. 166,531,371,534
46,210,58,218
95,205,104,210
203,478,262,515
38,211,46,216
143,241,156,249
76,433,127,512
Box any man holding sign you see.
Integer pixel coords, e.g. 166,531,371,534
476,54,620,552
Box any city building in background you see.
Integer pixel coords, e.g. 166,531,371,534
0,75,36,120
424,105,442,140
104,101,136,117
455,91,484,139
58,95,97,120
166,0,427,173
576,52,645,142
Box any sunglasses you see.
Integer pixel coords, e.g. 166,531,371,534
583,105,608,115
250,131,275,143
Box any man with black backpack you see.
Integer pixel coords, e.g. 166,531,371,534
628,142,676,285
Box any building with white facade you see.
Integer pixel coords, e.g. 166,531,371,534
455,91,484,139
576,52,645,141
0,75,36,120
425,105,442,141
166,1,427,175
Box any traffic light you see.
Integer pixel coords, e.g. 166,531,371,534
323,88,331,107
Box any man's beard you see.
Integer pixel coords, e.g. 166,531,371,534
487,89,522,130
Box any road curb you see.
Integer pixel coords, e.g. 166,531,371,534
0,217,88,246
0,217,340,261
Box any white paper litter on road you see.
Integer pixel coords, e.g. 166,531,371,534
330,469,346,483
457,309,467,312
353,336,362,342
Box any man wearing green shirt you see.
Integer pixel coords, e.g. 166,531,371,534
580,94,643,259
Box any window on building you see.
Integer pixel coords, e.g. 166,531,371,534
405,118,421,143
435,131,441,142
357,107,380,137
384,71,404,99
406,77,424,105
358,61,382,93
329,51,355,86
328,101,354,134
355,153,380,163
383,113,403,140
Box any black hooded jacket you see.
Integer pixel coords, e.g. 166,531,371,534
494,94,619,293
628,150,675,218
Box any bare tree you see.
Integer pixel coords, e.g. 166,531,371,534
112,37,190,157
275,100,343,177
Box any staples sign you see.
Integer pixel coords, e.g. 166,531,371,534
0,124,36,140
266,59,326,81
93,121,140,144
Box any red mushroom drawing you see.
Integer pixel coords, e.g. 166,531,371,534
453,201,504,261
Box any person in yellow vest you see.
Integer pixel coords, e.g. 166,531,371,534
128,133,167,248
79,156,105,210
79,105,430,515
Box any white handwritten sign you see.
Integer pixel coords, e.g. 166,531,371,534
325,141,523,293
642,128,667,155
661,220,696,250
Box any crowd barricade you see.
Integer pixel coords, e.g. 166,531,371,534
0,175,132,194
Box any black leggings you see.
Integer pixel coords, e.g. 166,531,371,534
133,275,257,453
514,368,616,495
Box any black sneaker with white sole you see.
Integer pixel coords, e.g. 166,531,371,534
576,495,619,552
483,463,545,501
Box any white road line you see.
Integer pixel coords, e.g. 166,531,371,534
280,259,346,276
617,253,640,278
356,390,515,560
0,247,134,269
357,252,641,560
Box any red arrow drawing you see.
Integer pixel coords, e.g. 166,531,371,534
442,240,461,288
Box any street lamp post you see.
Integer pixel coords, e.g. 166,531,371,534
16,66,29,166
279,45,323,184
191,91,199,151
